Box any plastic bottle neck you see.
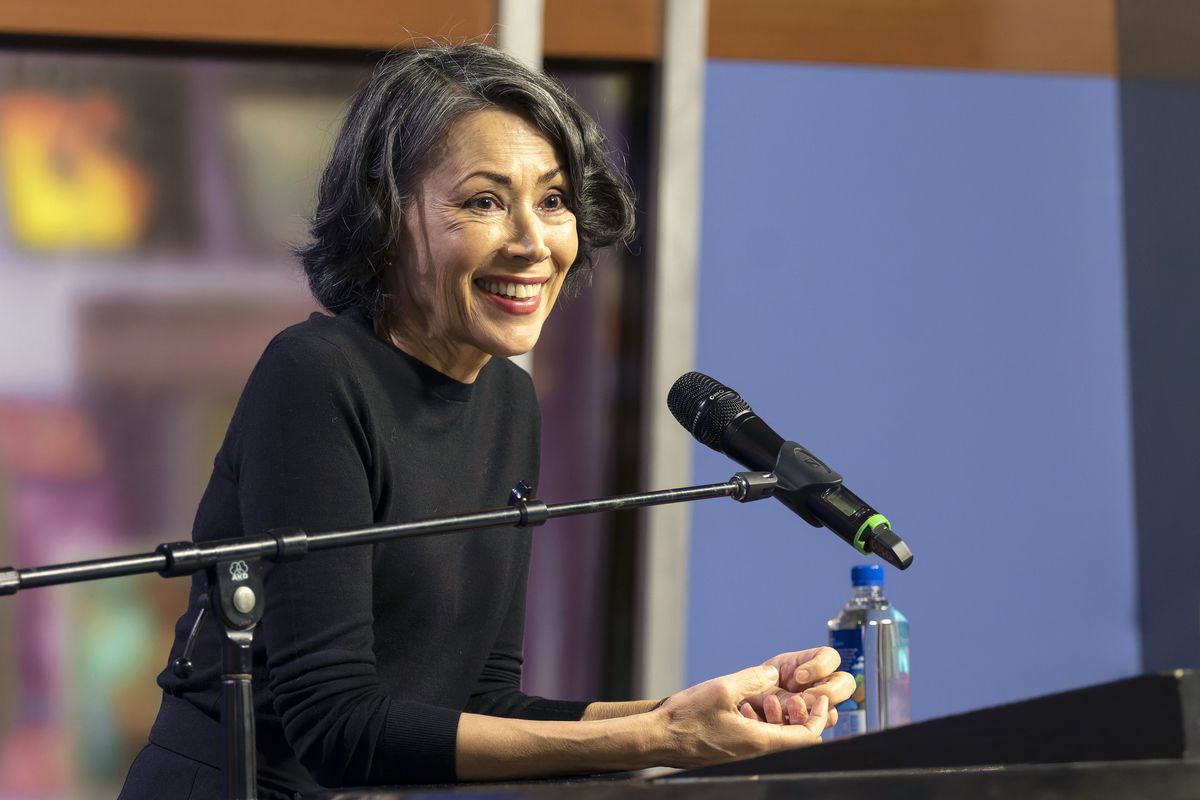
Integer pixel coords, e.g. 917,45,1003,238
850,584,887,604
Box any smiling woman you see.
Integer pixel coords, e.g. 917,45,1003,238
117,43,853,800
297,45,633,329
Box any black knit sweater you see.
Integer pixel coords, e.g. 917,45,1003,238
149,310,588,797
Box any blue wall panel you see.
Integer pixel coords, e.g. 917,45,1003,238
688,62,1138,722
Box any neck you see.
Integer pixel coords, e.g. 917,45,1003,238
375,318,491,384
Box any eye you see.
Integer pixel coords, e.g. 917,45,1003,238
541,192,568,212
464,195,501,211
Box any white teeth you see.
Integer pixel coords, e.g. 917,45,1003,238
477,279,543,300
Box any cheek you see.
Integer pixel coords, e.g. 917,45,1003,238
550,224,580,270
446,225,500,281
422,233,478,307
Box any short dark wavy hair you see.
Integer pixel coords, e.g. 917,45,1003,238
297,44,637,319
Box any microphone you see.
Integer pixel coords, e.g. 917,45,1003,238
667,372,913,570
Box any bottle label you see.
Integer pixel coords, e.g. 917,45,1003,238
829,627,866,738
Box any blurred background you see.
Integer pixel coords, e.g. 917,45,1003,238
0,1,1196,797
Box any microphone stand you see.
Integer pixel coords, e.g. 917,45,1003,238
0,471,778,800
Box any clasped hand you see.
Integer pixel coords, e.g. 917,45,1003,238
655,646,854,768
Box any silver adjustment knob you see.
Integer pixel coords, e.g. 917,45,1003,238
233,586,256,614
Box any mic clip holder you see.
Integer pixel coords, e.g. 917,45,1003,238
771,443,915,570
772,440,844,527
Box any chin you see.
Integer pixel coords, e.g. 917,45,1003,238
491,340,537,359
480,327,543,359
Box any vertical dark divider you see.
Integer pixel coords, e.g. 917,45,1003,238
1117,0,1200,672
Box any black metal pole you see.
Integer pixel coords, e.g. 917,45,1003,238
222,627,257,799
1,475,775,596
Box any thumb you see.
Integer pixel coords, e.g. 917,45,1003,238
728,663,780,698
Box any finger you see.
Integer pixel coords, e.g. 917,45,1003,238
740,692,769,715
740,701,760,721
756,701,827,751
725,664,781,702
763,648,823,685
801,671,857,708
828,706,839,728
801,695,830,736
763,693,784,725
789,647,842,689
784,693,808,725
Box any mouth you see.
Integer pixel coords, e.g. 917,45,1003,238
473,277,549,316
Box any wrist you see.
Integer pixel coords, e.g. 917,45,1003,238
568,711,666,773
638,702,673,768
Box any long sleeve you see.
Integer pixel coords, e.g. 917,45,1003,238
155,311,553,793
232,334,459,786
465,547,591,722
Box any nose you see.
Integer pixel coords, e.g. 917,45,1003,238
502,207,552,265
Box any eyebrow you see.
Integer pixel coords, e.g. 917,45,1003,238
456,167,563,189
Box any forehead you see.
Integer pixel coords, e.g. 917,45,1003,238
430,109,565,180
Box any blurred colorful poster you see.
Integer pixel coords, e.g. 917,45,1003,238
0,91,151,251
221,64,364,254
0,54,194,255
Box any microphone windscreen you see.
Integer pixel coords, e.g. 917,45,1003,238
667,372,751,452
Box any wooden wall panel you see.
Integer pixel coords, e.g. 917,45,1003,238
1118,0,1200,81
0,0,494,49
543,0,662,60
0,0,1129,75
708,0,1118,75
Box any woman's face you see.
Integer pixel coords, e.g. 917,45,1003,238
388,109,579,380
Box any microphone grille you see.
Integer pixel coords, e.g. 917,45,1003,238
667,371,751,451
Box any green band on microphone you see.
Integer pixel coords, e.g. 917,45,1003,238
854,513,890,554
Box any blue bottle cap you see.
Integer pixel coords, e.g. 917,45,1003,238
851,564,884,587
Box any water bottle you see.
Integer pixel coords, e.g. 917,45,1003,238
827,563,910,738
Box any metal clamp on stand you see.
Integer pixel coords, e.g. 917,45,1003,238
0,567,19,597
730,471,778,502
158,530,306,799
509,479,550,527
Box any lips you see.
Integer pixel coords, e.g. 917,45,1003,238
473,277,548,316
473,278,546,300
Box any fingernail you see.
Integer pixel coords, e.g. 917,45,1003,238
793,696,808,719
794,668,811,684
